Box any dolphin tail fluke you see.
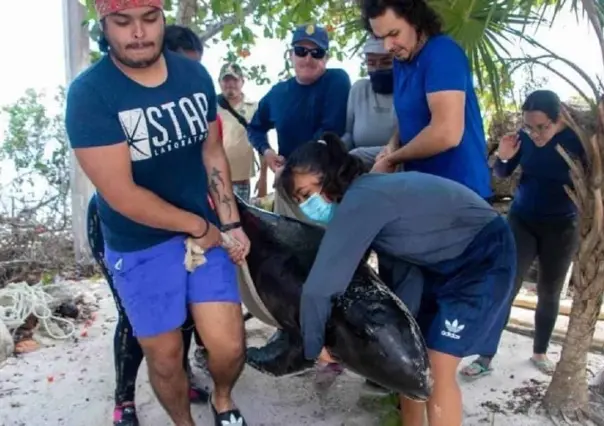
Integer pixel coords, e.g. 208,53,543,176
246,330,314,377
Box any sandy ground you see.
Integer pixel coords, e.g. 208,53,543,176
0,279,602,426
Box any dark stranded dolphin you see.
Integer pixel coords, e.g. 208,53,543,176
233,196,432,401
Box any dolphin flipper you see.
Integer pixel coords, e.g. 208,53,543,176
246,330,314,377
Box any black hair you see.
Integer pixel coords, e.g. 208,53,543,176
359,0,442,37
522,90,562,122
279,132,368,202
98,19,110,53
98,33,110,53
164,24,203,56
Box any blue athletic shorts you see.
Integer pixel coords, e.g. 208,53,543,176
104,236,240,338
416,216,517,358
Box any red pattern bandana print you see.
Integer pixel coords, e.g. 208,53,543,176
95,0,163,19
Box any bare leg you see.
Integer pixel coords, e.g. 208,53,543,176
399,398,426,426
426,351,462,426
191,302,245,413
138,330,194,426
400,350,462,426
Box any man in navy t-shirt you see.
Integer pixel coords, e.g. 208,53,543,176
247,24,351,220
363,1,492,200
65,2,250,425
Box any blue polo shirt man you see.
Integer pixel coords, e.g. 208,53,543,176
382,35,492,200
247,24,351,219
247,25,350,160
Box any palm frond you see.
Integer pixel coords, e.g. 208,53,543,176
429,0,544,110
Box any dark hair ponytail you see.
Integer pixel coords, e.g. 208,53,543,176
279,132,368,201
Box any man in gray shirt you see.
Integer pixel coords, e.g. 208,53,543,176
342,36,397,168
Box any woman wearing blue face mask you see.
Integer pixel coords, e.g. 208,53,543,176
341,36,397,168
278,131,516,426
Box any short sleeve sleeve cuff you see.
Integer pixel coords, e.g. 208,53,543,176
423,37,468,94
65,79,126,149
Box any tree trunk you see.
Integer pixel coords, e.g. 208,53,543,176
62,0,94,265
176,0,198,26
542,279,602,420
541,63,604,421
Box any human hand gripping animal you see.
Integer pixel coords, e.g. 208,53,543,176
184,232,241,272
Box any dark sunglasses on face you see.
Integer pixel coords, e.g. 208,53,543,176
293,45,327,59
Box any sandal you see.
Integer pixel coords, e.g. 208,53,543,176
208,393,247,426
530,357,555,375
459,358,493,381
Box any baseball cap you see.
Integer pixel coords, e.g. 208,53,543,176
95,0,163,19
219,63,244,80
291,24,329,50
363,36,387,55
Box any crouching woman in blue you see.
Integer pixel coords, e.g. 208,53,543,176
278,132,516,426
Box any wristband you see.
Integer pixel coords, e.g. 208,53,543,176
190,219,209,239
221,221,242,232
495,151,509,163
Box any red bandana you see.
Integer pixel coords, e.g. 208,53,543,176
95,0,163,19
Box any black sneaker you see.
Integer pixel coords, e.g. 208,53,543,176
113,404,139,426
209,396,247,426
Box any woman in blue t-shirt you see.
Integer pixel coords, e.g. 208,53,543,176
461,90,585,379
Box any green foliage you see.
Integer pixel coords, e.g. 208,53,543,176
0,88,70,227
78,0,566,109
432,0,541,110
356,393,401,426
81,0,370,81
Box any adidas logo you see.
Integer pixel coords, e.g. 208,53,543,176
221,414,244,426
440,319,465,340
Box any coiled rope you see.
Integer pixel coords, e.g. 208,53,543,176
0,282,76,340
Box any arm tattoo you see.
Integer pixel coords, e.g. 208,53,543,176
221,194,233,218
210,168,225,189
209,179,219,196
209,167,233,218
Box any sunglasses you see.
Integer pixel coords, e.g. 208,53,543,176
293,45,327,60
